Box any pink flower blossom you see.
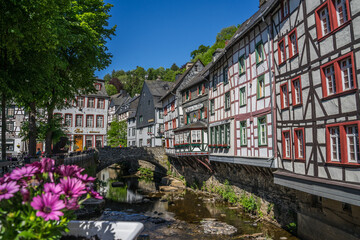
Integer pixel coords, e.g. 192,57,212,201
0,173,10,184
44,183,63,195
76,173,95,183
31,193,65,221
89,189,103,200
10,166,39,180
21,188,30,203
65,198,80,210
0,181,20,200
40,158,55,173
60,177,86,198
57,165,84,177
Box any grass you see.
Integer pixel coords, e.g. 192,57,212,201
137,167,154,181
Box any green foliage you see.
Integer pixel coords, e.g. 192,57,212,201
106,180,128,202
170,63,179,71
107,120,127,147
190,44,210,60
267,203,274,214
137,167,154,181
286,222,297,233
105,83,118,96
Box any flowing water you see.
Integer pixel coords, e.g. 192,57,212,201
96,164,298,240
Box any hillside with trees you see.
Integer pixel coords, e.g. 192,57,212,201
103,25,239,97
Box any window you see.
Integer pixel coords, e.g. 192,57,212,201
6,122,14,132
223,66,228,84
132,128,136,136
282,130,291,159
54,113,62,121
186,90,191,101
226,124,230,145
258,116,267,146
139,128,143,134
97,99,105,109
294,128,305,160
288,29,298,58
171,102,175,112
96,115,104,128
139,115,143,123
172,119,177,129
321,53,356,98
213,74,218,90
86,115,94,128
291,77,302,106
139,139,143,147
220,125,225,144
278,38,286,64
225,92,230,111
87,98,95,108
7,107,15,118
85,136,93,148
94,83,101,91
315,0,350,40
240,121,247,146
238,55,245,76
95,136,102,148
326,121,360,164
257,75,265,99
281,0,290,20
191,130,201,143
184,131,190,143
129,128,131,136
148,126,152,133
255,42,265,64
159,109,163,119
280,83,289,109
239,87,246,107
75,115,83,127
201,83,206,94
77,97,85,108
210,100,215,115
159,124,164,134
64,114,72,127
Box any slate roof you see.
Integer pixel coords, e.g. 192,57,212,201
212,0,278,65
109,90,130,108
128,95,140,119
145,80,173,108
179,61,214,92
160,59,204,101
87,79,109,98
174,121,207,132
117,94,139,115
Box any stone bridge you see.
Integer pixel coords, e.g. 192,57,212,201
96,147,168,174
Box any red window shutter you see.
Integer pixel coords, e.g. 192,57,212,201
202,84,205,94
164,107,167,116
189,91,191,100
185,115,187,125
165,122,168,131
204,107,207,119
198,109,201,120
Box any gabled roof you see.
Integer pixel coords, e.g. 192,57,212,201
128,95,140,119
117,94,139,115
174,121,207,132
212,0,278,66
160,59,204,100
144,80,174,108
180,61,214,92
87,79,109,98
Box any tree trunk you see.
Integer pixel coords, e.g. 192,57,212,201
28,102,37,157
45,106,54,154
1,94,6,161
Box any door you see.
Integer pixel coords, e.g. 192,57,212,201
74,135,83,151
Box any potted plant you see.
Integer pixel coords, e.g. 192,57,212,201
0,158,102,239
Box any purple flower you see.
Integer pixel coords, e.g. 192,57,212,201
21,188,30,203
31,193,65,221
60,177,86,198
89,189,103,200
65,198,80,210
10,166,39,180
0,181,20,200
76,173,96,183
57,165,84,177
44,183,63,195
40,158,55,173
0,173,10,184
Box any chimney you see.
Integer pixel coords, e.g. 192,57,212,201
259,0,267,7
212,48,223,62
185,62,194,70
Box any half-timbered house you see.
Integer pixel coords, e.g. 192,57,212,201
272,0,360,238
161,60,204,155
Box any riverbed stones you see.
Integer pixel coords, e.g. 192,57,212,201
200,220,237,235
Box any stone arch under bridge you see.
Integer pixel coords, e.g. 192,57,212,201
96,147,168,175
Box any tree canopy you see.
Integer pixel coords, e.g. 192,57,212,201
107,120,127,147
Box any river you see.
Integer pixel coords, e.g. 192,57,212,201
95,164,298,240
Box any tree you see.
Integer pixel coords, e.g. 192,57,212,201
107,120,127,147
170,63,179,71
105,84,118,96
190,45,210,60
109,78,124,92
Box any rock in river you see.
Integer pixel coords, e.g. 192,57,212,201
200,219,237,235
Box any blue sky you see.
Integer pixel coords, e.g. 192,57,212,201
96,0,259,78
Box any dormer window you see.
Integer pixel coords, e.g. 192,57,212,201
95,83,101,91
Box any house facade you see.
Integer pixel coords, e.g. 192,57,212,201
272,0,360,238
135,80,172,147
127,95,140,147
55,79,109,151
208,0,277,169
161,60,204,155
107,90,130,126
174,65,211,159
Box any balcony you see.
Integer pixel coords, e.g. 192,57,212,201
174,143,208,156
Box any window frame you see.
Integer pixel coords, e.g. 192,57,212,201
281,0,290,21
96,115,104,128
64,113,72,127
294,128,305,160
77,97,85,108
255,41,265,65
320,52,356,99
238,55,246,76
223,66,229,85
282,130,292,160
315,0,351,41
97,98,105,109
291,77,303,107
258,116,268,146
257,75,265,99
225,92,231,111
75,114,83,127
239,86,247,107
278,37,286,65
86,115,94,128
210,99,215,115
326,121,360,165
87,97,95,108
280,82,289,110
240,121,247,146
288,28,298,59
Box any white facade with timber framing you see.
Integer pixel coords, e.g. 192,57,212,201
208,0,277,168
273,0,360,207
